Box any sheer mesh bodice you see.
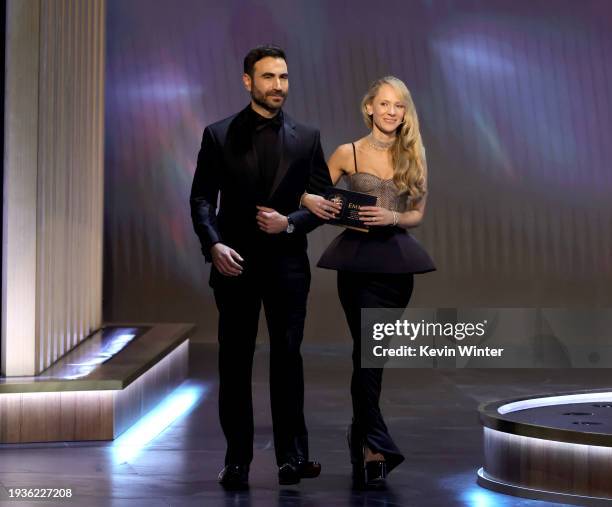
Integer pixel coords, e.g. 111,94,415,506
347,173,407,212
345,142,410,212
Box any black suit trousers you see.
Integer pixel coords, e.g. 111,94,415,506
213,251,311,466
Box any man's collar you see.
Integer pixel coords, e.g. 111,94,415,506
247,105,283,130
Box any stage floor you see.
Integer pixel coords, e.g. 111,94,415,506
2,342,610,506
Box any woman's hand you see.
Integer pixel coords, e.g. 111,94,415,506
301,193,341,220
358,206,394,226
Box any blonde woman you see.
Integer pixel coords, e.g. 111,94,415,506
302,76,435,489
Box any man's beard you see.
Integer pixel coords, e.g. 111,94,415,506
251,87,287,114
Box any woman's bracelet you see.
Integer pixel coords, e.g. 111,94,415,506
299,192,308,208
392,211,399,226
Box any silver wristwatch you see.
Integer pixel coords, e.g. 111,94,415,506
286,216,295,234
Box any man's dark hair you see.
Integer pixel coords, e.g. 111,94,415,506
243,45,286,77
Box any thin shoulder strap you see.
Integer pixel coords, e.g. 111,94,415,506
351,142,358,173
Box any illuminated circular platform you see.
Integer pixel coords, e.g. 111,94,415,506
478,389,612,505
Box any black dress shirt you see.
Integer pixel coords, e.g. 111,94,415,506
247,106,283,202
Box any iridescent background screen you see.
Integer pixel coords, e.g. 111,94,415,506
104,0,612,341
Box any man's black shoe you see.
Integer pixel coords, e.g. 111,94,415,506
278,458,322,485
278,462,300,485
218,464,249,490
295,458,322,478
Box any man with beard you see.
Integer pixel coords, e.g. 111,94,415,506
190,45,331,489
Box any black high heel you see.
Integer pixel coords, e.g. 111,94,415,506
347,425,387,489
364,459,387,490
347,426,365,488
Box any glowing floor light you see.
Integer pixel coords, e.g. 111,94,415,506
112,382,206,464
439,472,500,507
462,486,498,507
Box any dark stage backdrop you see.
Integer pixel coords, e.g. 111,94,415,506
104,0,612,342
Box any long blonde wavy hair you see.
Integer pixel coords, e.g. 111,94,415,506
361,76,426,203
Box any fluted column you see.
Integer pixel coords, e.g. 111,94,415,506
2,0,106,376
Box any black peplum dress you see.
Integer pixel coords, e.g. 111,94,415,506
317,146,435,473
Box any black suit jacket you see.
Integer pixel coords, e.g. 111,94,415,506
190,106,331,266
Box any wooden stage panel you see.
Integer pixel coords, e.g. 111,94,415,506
0,324,192,443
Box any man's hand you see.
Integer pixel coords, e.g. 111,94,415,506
256,206,289,234
211,243,244,276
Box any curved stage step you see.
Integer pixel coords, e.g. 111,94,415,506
479,389,612,505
